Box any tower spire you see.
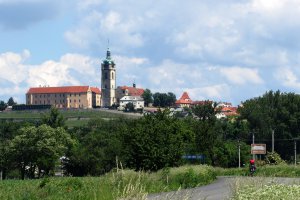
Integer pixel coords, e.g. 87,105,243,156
106,39,111,59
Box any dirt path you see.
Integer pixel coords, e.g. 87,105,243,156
147,176,300,200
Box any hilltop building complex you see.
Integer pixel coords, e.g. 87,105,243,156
26,48,144,109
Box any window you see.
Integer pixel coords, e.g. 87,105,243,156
112,72,114,79
79,99,81,103
70,99,71,103
75,94,76,97
105,72,108,79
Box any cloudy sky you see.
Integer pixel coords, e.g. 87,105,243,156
1,0,300,105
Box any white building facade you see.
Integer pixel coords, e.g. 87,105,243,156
118,96,144,110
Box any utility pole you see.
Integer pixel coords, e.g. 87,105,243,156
295,139,297,166
252,132,255,160
272,129,274,153
238,139,241,168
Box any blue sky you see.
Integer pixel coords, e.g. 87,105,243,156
1,0,300,106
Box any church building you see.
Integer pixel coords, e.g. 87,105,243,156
101,48,116,107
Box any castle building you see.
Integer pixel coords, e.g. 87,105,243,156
26,86,101,108
101,48,116,107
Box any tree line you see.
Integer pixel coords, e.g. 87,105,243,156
142,89,177,107
0,97,17,111
1,90,300,179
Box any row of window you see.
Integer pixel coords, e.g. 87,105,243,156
35,99,66,104
69,99,81,103
32,93,82,98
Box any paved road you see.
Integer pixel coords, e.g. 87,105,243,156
147,176,300,200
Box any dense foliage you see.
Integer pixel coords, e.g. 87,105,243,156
239,90,300,160
153,92,176,107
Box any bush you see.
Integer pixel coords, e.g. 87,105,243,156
265,151,286,165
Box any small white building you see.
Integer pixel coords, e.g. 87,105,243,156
118,96,144,110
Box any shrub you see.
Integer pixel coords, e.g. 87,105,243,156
265,151,286,165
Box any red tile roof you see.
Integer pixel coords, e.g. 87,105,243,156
119,86,144,96
220,106,238,116
90,87,101,94
27,86,101,94
175,92,193,104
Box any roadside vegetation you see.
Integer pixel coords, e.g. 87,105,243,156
231,177,300,200
0,165,216,200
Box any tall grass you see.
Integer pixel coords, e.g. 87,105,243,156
231,177,300,200
216,164,300,177
0,165,216,200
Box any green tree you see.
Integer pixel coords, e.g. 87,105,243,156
0,120,35,179
153,92,177,107
122,109,193,171
239,90,300,160
0,101,7,111
10,124,74,179
141,88,153,107
64,118,125,176
7,97,16,106
42,107,65,128
188,102,222,165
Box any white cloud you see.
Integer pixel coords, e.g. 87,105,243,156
175,84,231,102
147,60,202,88
220,67,263,85
0,50,28,85
27,60,80,87
274,67,300,89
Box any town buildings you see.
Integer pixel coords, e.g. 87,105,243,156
175,91,239,118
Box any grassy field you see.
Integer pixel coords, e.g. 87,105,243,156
0,109,141,127
0,165,216,200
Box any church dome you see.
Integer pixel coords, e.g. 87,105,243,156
102,48,115,67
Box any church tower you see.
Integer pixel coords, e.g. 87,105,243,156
101,48,116,107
